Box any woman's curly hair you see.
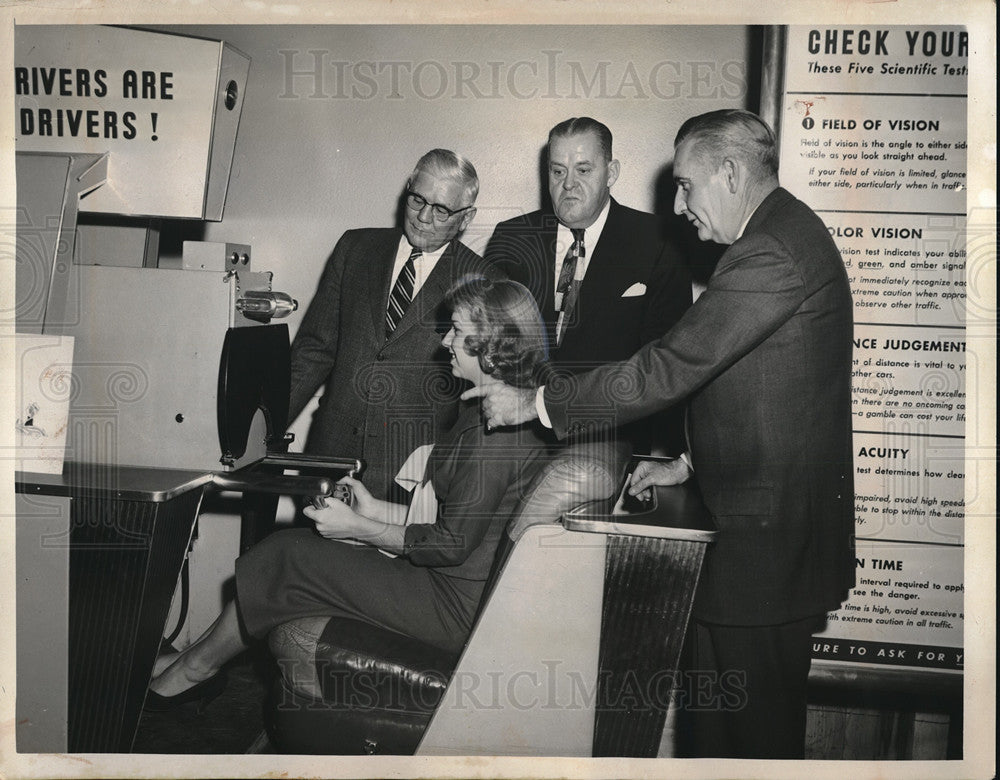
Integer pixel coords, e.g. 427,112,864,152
444,276,549,389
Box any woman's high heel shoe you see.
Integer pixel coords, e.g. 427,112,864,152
144,670,228,713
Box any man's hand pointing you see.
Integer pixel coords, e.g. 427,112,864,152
461,383,539,429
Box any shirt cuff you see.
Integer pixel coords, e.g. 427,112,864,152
679,451,694,472
536,386,553,429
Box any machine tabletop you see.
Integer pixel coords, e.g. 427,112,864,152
17,462,215,503
563,481,716,543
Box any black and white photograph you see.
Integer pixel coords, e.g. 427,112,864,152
1,2,995,779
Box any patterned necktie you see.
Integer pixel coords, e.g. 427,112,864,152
386,248,420,338
556,228,585,345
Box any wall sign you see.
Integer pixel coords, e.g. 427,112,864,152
778,25,967,673
15,26,249,220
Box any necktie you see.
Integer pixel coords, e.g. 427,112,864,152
386,248,420,338
556,228,585,345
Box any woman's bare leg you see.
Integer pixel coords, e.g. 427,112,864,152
149,599,248,697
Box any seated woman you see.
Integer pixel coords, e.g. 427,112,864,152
147,276,550,708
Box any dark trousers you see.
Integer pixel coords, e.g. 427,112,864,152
676,615,822,759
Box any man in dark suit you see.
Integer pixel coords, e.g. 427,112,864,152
289,149,490,501
484,117,691,453
467,110,856,758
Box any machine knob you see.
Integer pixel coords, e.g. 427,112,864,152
235,290,298,322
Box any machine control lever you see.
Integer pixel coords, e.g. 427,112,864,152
235,290,298,322
211,472,333,497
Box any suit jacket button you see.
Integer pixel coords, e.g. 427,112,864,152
376,353,385,361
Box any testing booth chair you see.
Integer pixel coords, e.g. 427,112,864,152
266,442,715,757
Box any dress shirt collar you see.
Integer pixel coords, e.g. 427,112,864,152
736,204,758,241
393,235,449,297
554,196,612,278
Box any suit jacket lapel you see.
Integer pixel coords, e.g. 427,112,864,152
535,212,561,324
384,239,455,343
574,197,620,308
369,230,404,337
556,198,622,350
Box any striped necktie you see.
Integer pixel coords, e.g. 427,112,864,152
556,228,585,345
386,248,420,338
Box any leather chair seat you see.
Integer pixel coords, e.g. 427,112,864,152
267,615,459,754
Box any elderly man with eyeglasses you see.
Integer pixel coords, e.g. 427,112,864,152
288,149,493,501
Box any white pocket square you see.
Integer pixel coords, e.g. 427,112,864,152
622,283,646,297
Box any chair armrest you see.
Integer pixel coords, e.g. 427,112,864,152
562,481,715,543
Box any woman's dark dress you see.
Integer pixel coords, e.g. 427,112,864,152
235,402,547,653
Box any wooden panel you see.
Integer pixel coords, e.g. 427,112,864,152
805,706,848,759
805,659,960,760
66,489,203,752
805,704,952,760
912,712,951,760
593,535,706,757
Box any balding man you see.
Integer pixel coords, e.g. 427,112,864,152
467,110,855,758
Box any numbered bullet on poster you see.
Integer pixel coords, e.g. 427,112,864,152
803,116,815,129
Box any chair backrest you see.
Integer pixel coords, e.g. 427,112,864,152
508,438,632,542
480,438,632,607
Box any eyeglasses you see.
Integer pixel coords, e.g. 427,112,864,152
405,191,474,222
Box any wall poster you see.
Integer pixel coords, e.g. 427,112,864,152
778,25,968,674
